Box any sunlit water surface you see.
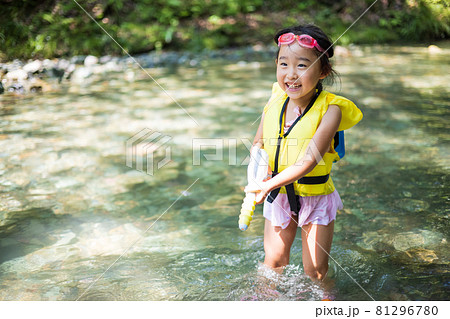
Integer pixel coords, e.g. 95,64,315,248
0,44,448,300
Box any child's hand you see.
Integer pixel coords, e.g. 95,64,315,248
244,182,270,204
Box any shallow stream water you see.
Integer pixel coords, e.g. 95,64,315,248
0,44,448,300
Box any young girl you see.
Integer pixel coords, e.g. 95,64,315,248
248,24,363,281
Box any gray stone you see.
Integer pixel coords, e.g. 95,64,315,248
70,55,86,65
23,60,43,73
42,59,56,69
99,55,112,64
56,59,70,69
6,69,28,81
71,67,92,82
6,83,25,93
84,55,99,67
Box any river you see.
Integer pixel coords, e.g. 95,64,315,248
0,44,448,300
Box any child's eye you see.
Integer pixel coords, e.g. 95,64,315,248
280,62,287,66
298,64,307,68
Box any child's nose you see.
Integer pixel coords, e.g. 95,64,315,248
287,68,299,79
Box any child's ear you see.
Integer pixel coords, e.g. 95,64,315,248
319,72,328,80
275,58,278,65
320,65,332,79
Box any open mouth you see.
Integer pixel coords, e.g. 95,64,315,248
287,83,301,89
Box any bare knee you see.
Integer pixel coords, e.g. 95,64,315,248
304,264,329,281
263,220,298,269
264,249,290,268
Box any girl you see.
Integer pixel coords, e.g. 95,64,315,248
248,24,362,281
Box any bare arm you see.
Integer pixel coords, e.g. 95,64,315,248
252,112,265,149
253,105,342,203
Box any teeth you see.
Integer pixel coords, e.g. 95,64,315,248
289,84,301,88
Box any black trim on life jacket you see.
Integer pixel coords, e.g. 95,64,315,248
298,174,329,185
334,131,340,149
267,87,323,214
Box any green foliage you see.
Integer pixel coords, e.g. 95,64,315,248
375,0,450,42
0,0,448,61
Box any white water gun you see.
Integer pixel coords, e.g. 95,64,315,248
238,146,269,231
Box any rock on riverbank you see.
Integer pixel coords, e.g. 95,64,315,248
0,43,386,95
0,46,277,95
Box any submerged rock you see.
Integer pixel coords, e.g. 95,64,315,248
395,198,429,212
391,230,444,251
391,232,425,251
358,229,445,253
405,248,439,263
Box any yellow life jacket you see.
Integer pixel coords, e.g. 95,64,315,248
262,82,363,201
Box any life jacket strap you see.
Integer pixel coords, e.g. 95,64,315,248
267,183,300,214
267,188,280,203
266,174,329,214
285,183,300,214
267,86,323,215
298,174,329,185
267,172,279,203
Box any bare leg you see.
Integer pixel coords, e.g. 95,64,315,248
301,221,334,281
254,216,298,299
263,214,298,270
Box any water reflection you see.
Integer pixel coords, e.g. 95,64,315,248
0,44,449,300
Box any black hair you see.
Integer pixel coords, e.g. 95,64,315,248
274,24,339,90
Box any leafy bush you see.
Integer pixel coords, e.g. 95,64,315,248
0,0,448,61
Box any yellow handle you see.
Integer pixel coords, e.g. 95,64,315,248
238,193,257,231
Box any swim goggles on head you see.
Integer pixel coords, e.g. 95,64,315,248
277,33,329,57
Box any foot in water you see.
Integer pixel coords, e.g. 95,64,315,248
322,292,336,301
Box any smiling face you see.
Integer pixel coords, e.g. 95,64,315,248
276,42,327,107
